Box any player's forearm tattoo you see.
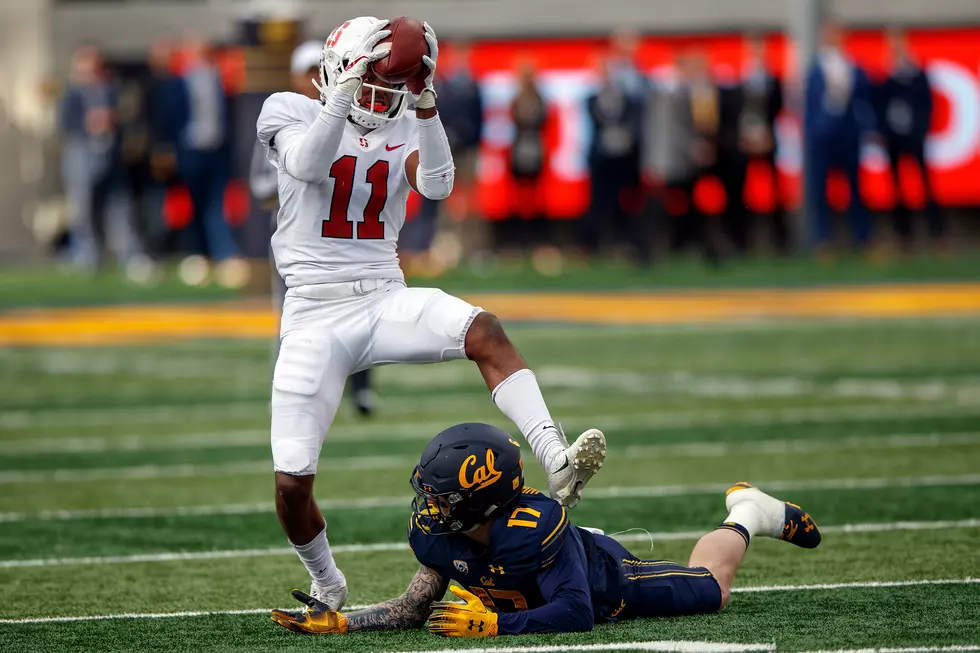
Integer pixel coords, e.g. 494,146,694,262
344,565,448,632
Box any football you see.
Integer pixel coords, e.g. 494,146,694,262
371,16,427,85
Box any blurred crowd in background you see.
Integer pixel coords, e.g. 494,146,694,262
42,16,957,286
52,34,248,286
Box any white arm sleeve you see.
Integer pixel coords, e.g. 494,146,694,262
414,114,455,200
256,90,353,185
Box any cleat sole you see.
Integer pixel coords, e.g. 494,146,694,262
557,429,606,507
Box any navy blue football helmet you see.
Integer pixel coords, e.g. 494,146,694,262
410,423,525,534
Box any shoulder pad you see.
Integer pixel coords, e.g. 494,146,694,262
537,502,570,568
256,92,319,147
491,494,569,574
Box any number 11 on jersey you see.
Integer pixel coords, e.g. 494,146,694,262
322,155,389,240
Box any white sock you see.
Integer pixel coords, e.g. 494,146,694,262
291,526,340,585
726,491,784,539
491,369,566,471
725,503,765,540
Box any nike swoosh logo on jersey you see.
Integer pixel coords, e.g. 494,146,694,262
385,143,406,151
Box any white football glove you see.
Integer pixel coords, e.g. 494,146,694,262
407,22,439,109
334,20,391,96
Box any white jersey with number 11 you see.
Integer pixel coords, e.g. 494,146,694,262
257,91,420,288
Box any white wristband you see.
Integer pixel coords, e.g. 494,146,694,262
323,88,355,119
415,89,437,110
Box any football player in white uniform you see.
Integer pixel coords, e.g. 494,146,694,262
251,40,378,418
256,16,606,612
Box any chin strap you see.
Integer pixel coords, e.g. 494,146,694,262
312,76,326,99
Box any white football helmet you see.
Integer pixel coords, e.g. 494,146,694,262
316,16,410,129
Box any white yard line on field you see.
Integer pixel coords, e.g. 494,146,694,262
1,430,272,454
0,402,269,430
799,646,980,653
1,519,978,569
3,474,979,521
621,431,980,458
5,423,980,485
587,474,980,499
391,643,776,653
0,606,278,625
731,577,980,593
0,455,417,484
15,419,980,473
5,424,979,460
1,578,977,626
0,423,452,454
594,402,980,432
0,495,403,522
5,394,980,433
535,367,980,403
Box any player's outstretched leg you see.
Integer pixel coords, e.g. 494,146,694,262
271,326,353,611
685,483,821,608
686,524,749,609
724,482,822,549
275,473,348,611
463,311,606,508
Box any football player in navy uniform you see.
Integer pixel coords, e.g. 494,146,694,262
271,423,821,636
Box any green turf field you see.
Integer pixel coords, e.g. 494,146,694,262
1,316,979,652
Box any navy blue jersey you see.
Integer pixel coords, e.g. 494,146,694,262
408,488,722,634
409,488,593,634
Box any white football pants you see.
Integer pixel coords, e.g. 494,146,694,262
271,278,482,475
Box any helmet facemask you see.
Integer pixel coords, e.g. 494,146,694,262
352,71,410,129
411,469,514,535
409,424,526,537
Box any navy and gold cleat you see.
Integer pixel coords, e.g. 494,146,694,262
725,482,821,549
781,500,821,549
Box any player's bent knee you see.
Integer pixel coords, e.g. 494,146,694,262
275,472,314,506
464,312,512,362
718,586,731,609
701,573,728,613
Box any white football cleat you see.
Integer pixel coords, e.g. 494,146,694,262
548,428,606,508
309,570,348,612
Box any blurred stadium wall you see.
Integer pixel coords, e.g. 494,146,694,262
44,0,980,62
0,2,54,260
2,0,980,262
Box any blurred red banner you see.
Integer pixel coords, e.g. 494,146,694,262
453,28,980,219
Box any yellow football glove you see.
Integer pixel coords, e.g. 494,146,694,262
270,589,348,634
427,585,499,637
